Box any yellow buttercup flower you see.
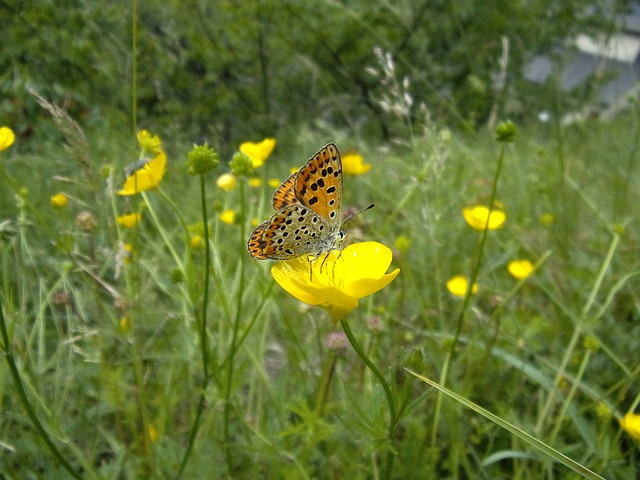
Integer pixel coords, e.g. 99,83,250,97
148,423,159,443
118,151,166,195
248,177,262,188
271,242,400,323
123,243,134,264
507,259,534,280
216,172,237,191
289,167,298,175
268,178,281,188
117,213,141,228
50,193,68,209
342,151,371,175
619,412,640,441
220,210,235,224
137,130,163,156
0,126,15,151
119,316,130,335
191,234,205,250
240,138,276,169
540,213,555,226
463,205,506,230
446,275,478,298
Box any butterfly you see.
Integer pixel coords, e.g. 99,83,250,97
247,143,349,260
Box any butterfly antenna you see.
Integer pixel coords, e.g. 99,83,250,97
341,203,375,227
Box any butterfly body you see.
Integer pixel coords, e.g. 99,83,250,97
247,143,345,260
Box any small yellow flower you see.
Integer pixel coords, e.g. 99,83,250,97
248,177,262,188
123,243,134,264
148,423,159,443
446,275,478,297
463,205,506,230
219,210,235,224
50,193,68,209
251,217,259,227
191,234,205,249
117,213,141,228
240,138,276,169
119,316,130,335
137,130,163,156
289,167,298,175
271,242,400,323
540,213,555,226
216,173,237,191
268,178,281,188
118,151,166,195
0,126,15,151
507,259,533,280
619,412,640,441
342,151,371,175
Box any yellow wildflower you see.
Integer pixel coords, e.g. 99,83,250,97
0,126,15,151
117,213,141,228
619,412,640,441
507,260,533,280
118,150,166,195
271,242,400,323
342,151,371,175
540,213,555,226
463,205,506,230
119,316,130,335
268,178,280,188
123,243,134,264
446,275,478,297
240,138,276,169
50,193,68,209
148,424,159,443
137,130,163,156
220,210,235,224
191,234,205,250
216,173,237,191
248,177,262,188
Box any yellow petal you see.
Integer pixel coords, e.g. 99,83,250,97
118,151,166,195
463,205,506,230
216,173,237,191
507,259,533,280
270,242,400,323
117,213,142,228
446,275,478,297
240,138,276,169
219,210,235,224
620,412,640,441
342,151,371,175
0,127,15,151
50,193,68,209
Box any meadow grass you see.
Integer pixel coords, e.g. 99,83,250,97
0,104,639,480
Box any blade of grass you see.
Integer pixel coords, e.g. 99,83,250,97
405,369,605,480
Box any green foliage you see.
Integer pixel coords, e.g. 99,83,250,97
1,2,640,478
0,0,629,146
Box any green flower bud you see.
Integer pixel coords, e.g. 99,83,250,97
187,144,219,176
229,152,253,177
495,120,517,143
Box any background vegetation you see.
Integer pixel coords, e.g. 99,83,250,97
1,0,639,478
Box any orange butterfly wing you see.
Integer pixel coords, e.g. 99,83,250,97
293,143,343,225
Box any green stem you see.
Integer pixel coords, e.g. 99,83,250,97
223,180,247,475
0,306,84,480
450,144,507,355
535,231,620,437
340,318,397,480
178,176,213,476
